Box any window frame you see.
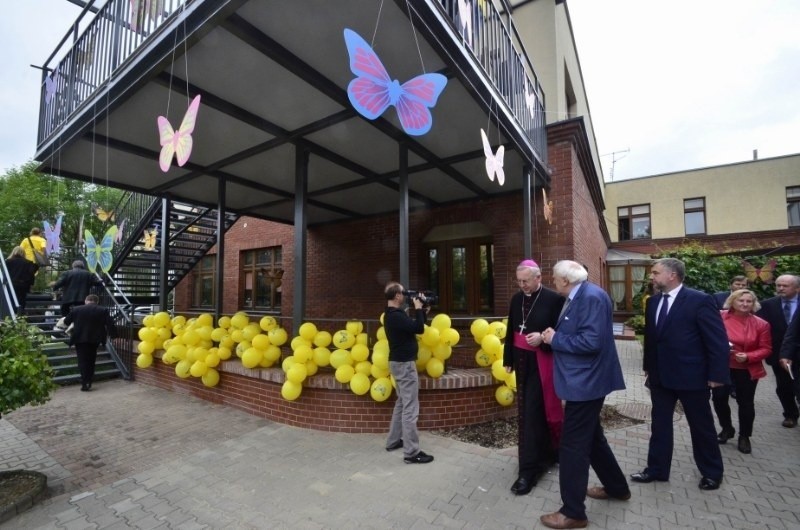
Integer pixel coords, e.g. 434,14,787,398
788,186,800,228
683,197,707,235
239,247,283,312
617,204,651,241
191,254,216,308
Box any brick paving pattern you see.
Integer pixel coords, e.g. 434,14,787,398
2,340,799,529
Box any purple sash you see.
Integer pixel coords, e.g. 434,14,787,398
513,332,563,448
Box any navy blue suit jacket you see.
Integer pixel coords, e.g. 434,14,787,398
644,286,730,390
757,296,794,365
551,281,625,401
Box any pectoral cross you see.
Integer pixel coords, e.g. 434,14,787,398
519,324,526,333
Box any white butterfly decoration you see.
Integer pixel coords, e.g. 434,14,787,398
525,84,536,118
458,0,473,48
480,128,504,186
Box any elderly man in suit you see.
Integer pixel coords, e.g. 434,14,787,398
539,260,629,529
64,294,116,391
779,288,800,404
631,258,730,491
756,274,800,428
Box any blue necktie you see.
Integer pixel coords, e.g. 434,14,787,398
656,294,670,332
784,301,792,324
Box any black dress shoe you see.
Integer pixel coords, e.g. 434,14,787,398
385,439,403,451
717,427,735,444
510,476,535,495
699,477,721,490
737,436,751,454
80,384,90,392
630,471,666,483
404,451,434,464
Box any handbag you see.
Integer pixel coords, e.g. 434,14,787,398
27,237,48,266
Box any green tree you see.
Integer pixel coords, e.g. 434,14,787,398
0,318,56,418
0,161,124,288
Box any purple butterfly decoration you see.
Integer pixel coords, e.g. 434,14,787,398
43,214,63,254
45,67,60,104
344,28,448,136
115,219,126,244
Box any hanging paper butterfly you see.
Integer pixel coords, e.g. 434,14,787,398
457,0,473,48
114,219,126,244
525,84,536,118
344,28,448,136
157,94,201,172
45,67,60,104
480,128,504,185
142,227,158,250
130,0,163,32
84,225,118,274
542,188,554,225
742,259,777,284
43,214,64,255
95,206,115,222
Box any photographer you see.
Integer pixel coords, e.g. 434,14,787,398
383,281,434,464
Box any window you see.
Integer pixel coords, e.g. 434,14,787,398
425,238,493,314
684,197,706,235
240,247,282,311
788,186,800,228
618,204,651,240
192,255,216,308
607,263,650,312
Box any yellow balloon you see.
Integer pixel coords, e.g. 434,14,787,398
219,336,235,350
282,356,296,372
251,334,271,351
506,371,517,391
332,330,356,350
153,312,171,328
491,359,509,382
416,346,432,372
138,327,158,343
171,315,187,327
264,345,282,363
376,326,386,341
350,343,370,363
346,320,364,336
370,363,390,379
330,349,353,369
299,322,318,341
202,368,220,387
441,328,460,347
259,315,278,331
371,350,389,370
305,360,318,377
142,314,155,327
290,336,312,351
230,313,249,329
350,373,370,395
241,347,263,368
217,346,232,360
335,364,355,383
421,326,440,347
293,344,313,364
269,327,288,346
372,339,389,356
166,343,187,359
426,357,445,378
370,377,392,401
197,313,213,327
313,347,331,367
313,330,332,348
136,353,153,368
470,318,490,339
475,349,492,367
433,343,452,361
355,360,372,376
481,334,502,357
281,380,302,401
205,352,221,368
287,363,308,384
137,340,155,356
175,359,192,379
489,321,507,339
190,360,209,378
182,329,200,346
157,327,172,341
236,340,251,357
356,332,369,346
217,316,232,329
431,313,451,331
495,385,515,406
242,323,261,342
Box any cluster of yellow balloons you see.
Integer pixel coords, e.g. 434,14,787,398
136,312,291,388
469,318,516,406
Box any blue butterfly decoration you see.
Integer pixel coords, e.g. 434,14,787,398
84,225,118,273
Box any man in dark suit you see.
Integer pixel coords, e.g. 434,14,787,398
712,275,748,309
779,298,800,403
64,294,116,391
539,260,628,529
51,260,103,317
631,258,730,491
756,274,799,427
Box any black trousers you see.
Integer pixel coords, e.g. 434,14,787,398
558,398,628,521
712,368,758,437
75,342,99,386
770,363,799,420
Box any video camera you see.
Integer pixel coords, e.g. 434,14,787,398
403,290,438,308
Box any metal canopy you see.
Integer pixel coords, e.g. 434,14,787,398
36,0,549,227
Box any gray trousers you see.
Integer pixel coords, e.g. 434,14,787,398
387,361,421,457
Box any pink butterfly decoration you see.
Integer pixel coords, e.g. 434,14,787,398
43,214,63,254
344,28,448,136
157,94,201,172
45,67,60,104
115,219,126,244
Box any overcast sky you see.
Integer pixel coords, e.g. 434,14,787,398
1,1,799,182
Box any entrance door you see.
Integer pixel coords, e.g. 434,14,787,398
426,238,493,315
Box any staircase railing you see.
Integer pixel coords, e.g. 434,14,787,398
0,247,20,320
96,274,135,380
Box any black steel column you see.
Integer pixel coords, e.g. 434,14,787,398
522,165,532,259
215,177,226,322
399,143,409,286
159,197,170,311
293,146,309,336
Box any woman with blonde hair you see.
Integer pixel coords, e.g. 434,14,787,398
713,289,771,454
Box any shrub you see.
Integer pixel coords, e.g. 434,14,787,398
0,318,57,417
625,315,645,335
